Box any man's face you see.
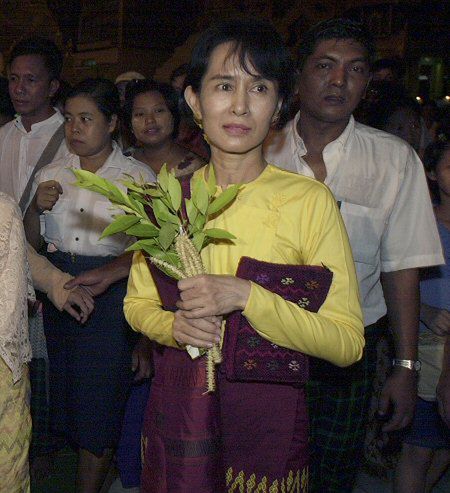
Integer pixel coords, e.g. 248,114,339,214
298,38,371,125
8,54,58,122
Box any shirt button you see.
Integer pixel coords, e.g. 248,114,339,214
75,237,79,241
80,208,84,212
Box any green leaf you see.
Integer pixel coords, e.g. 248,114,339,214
152,198,179,225
126,239,159,253
126,222,159,238
100,215,140,239
206,166,217,197
192,231,205,252
157,164,169,191
185,198,198,225
158,223,178,250
167,173,182,212
204,228,236,240
145,188,163,198
191,176,209,214
193,212,206,232
207,184,239,215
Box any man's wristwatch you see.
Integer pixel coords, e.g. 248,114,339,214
392,358,421,371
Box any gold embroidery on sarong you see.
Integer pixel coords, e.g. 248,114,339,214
225,467,308,492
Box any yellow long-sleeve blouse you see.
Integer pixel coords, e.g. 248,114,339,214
124,164,364,367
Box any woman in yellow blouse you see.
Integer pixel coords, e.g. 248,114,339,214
124,18,364,493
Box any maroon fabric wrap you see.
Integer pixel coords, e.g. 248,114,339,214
223,257,333,384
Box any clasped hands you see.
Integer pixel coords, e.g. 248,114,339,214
172,274,251,349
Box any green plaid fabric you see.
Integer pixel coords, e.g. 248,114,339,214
307,323,382,493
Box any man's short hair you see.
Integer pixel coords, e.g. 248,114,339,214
297,18,375,70
8,37,63,81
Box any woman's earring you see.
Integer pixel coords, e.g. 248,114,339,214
193,114,203,129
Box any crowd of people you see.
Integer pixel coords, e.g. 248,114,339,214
0,15,448,493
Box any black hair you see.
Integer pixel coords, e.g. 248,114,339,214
170,63,189,83
8,37,63,81
123,79,181,138
297,18,375,71
0,77,15,118
371,58,405,79
184,17,296,128
65,78,120,123
423,139,450,174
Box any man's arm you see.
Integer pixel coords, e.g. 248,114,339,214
379,268,419,431
64,252,133,296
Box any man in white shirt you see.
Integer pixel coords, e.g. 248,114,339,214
264,18,444,493
0,37,70,203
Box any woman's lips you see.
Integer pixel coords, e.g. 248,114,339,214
223,124,251,135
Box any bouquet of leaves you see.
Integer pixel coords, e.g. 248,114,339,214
72,165,239,392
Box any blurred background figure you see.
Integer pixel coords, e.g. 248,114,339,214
0,76,15,127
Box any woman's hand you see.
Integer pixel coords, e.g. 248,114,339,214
176,274,251,318
33,180,63,212
420,303,450,336
63,286,95,323
173,310,222,349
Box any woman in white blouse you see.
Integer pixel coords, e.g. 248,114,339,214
24,78,154,493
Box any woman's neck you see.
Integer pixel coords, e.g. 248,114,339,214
139,140,177,174
80,143,113,173
209,146,266,187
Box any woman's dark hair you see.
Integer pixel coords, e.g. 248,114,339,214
170,63,189,84
8,37,63,81
65,78,120,122
184,17,296,128
123,79,181,138
297,18,375,71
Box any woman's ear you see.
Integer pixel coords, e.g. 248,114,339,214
108,114,118,134
271,99,283,126
184,86,202,121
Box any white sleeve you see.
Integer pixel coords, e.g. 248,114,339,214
380,147,444,272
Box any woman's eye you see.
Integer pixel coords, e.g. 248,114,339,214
133,112,144,118
219,83,232,91
254,85,268,93
352,65,365,74
155,108,166,113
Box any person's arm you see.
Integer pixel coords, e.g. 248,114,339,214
420,303,450,336
64,252,133,296
23,180,62,249
379,269,419,431
27,243,94,323
436,335,450,427
177,186,365,367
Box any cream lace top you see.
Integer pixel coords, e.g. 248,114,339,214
0,193,32,382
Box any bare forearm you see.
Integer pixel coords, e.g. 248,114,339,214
381,268,419,360
104,252,133,283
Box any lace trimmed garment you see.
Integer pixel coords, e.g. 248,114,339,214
0,192,33,382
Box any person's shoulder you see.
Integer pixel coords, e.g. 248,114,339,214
354,120,412,152
36,152,78,179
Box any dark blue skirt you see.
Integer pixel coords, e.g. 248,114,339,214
43,251,138,456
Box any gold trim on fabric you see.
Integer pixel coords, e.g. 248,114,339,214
226,467,308,492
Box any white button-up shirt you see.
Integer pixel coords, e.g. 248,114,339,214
31,143,156,257
264,113,444,326
0,111,70,202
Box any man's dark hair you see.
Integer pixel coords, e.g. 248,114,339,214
297,18,375,70
8,37,63,81
0,77,15,118
185,17,296,128
371,58,405,80
124,79,181,138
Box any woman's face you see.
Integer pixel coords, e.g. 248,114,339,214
131,91,174,147
185,42,281,156
64,95,116,158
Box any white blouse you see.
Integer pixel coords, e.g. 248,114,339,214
31,144,155,257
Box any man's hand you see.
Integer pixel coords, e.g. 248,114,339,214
173,310,222,349
421,304,450,336
378,366,417,432
176,274,251,318
33,180,63,212
131,336,153,381
62,286,95,323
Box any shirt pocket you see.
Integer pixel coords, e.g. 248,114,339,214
43,197,71,246
340,202,387,266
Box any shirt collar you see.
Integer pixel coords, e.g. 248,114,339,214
291,111,355,156
14,109,64,134
72,141,125,173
